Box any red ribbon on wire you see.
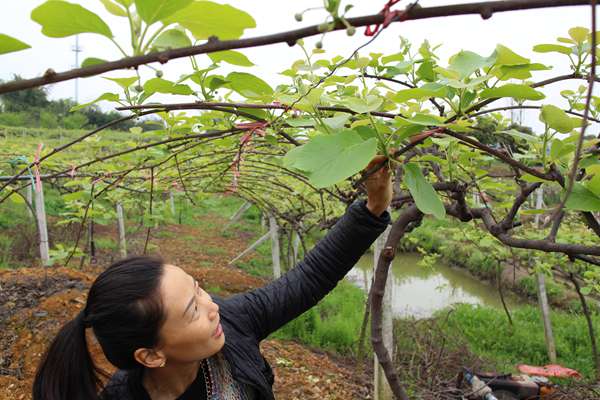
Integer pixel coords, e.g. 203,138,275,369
364,0,408,36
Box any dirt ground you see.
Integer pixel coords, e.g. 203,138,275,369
0,213,371,400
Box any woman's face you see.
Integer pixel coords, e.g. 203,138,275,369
155,264,225,363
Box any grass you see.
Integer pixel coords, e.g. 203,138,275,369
233,238,272,278
437,303,600,380
94,237,118,252
0,234,14,269
270,280,368,354
203,246,227,256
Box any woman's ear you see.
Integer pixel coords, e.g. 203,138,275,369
134,347,166,368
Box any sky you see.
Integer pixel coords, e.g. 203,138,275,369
0,1,595,132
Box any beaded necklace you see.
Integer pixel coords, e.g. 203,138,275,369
200,358,212,398
205,353,254,400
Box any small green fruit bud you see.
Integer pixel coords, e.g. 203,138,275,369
315,41,323,49
318,23,330,33
155,70,163,78
133,85,143,93
294,13,303,22
346,26,356,36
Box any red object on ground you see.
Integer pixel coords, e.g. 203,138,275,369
517,364,582,379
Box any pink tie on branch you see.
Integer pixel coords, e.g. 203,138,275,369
228,122,269,193
364,0,409,37
34,143,44,192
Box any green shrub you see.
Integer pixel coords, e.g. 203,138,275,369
39,111,59,129
62,113,89,129
0,112,28,127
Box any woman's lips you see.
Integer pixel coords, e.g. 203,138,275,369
213,323,223,338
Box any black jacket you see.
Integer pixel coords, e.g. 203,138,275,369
102,200,390,399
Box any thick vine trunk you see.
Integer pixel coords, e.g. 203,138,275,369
371,205,422,400
374,222,393,400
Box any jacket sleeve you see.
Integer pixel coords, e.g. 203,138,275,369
223,200,390,342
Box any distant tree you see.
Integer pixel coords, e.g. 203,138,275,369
471,116,533,154
0,75,49,112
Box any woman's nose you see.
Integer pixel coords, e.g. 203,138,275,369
209,302,219,319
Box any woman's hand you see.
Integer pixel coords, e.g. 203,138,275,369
364,155,393,217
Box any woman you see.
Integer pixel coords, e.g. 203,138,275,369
33,156,393,400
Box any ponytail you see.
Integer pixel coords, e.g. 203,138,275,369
33,310,106,400
32,256,165,399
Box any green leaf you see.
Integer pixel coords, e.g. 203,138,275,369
416,60,435,82
521,173,552,183
81,57,107,68
8,192,25,204
540,105,575,133
586,166,600,196
569,27,589,44
495,63,550,81
0,34,31,55
565,183,600,212
99,0,127,16
343,95,383,114
226,72,273,98
31,0,113,38
502,129,538,143
283,130,378,188
114,0,133,6
70,92,119,111
322,114,350,130
448,50,494,79
494,44,529,66
164,1,255,40
480,84,545,101
286,118,315,128
393,85,447,103
104,76,138,89
143,78,194,96
522,173,552,183
533,44,573,55
135,0,192,24
209,50,254,66
404,163,446,219
396,113,445,127
151,29,191,51
549,139,575,161
203,75,228,91
580,286,592,296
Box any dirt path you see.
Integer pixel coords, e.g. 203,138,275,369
0,212,370,400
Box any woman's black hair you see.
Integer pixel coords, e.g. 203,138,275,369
32,256,166,400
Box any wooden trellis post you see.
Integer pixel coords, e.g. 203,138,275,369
228,231,271,265
534,187,557,363
34,180,50,266
268,214,281,279
169,191,176,218
222,201,251,232
374,219,393,400
116,202,127,258
291,228,302,266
